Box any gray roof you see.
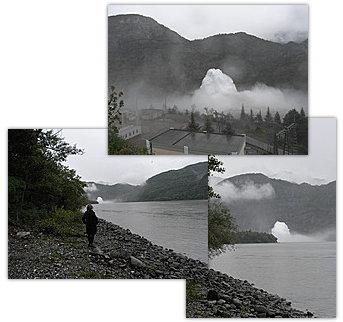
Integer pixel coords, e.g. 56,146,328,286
149,129,245,154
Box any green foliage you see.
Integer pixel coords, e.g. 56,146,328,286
265,107,273,123
203,114,214,133
108,85,123,129
108,128,147,155
274,111,281,124
208,155,225,199
38,209,83,237
208,201,237,256
240,104,246,120
186,280,202,303
8,129,87,224
233,230,277,244
187,111,200,132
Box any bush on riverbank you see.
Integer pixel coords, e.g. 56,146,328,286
38,208,83,237
186,280,202,303
233,230,277,243
208,201,237,256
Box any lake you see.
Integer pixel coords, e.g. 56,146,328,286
210,242,336,317
94,199,208,263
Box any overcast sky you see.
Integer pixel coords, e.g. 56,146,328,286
108,4,308,42
216,118,336,185
61,129,206,185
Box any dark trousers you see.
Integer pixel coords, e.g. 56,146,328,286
87,233,95,246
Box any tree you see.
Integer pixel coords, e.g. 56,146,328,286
222,120,235,136
208,201,237,256
300,107,306,118
208,155,225,198
8,129,87,222
240,104,246,120
249,109,254,122
283,108,301,126
265,107,273,123
274,111,282,124
256,110,263,123
208,155,236,256
108,128,147,155
187,111,200,132
203,108,214,133
108,85,123,129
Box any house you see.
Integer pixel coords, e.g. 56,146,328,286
118,125,142,140
146,129,246,155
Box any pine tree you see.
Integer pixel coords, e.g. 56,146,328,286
265,107,273,123
187,111,200,132
256,110,263,123
249,109,254,122
203,114,214,133
274,111,282,124
300,107,306,118
240,104,246,120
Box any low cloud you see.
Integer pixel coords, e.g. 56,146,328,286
215,181,275,202
84,183,97,192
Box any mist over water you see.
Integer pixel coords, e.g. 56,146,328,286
124,68,307,115
271,221,335,243
192,69,307,113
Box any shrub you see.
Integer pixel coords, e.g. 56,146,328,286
38,208,83,237
186,280,202,303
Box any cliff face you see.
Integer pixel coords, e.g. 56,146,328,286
108,14,308,98
216,173,336,234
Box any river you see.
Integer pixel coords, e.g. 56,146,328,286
210,242,336,317
94,199,208,263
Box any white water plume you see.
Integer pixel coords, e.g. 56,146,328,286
271,221,318,243
192,68,307,112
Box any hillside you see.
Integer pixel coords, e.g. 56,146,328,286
86,161,208,202
108,14,308,98
216,173,335,234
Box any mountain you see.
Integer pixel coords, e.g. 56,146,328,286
215,173,336,235
108,14,308,99
86,162,208,202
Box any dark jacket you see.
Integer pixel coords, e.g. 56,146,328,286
82,209,99,235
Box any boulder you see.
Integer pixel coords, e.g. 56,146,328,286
130,256,146,268
207,289,219,301
16,232,30,238
255,305,267,313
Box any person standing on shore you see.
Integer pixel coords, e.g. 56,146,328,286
82,204,99,247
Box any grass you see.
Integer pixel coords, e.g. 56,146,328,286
38,208,84,237
186,280,202,303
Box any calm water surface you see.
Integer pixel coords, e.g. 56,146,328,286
94,200,208,263
210,242,336,317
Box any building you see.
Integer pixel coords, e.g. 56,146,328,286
146,129,246,155
140,108,164,120
118,125,142,140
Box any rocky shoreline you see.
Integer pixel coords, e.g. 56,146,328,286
8,219,312,318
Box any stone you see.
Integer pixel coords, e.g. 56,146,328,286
255,305,267,313
130,256,146,268
217,299,226,305
232,298,242,307
16,231,30,238
207,289,219,301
